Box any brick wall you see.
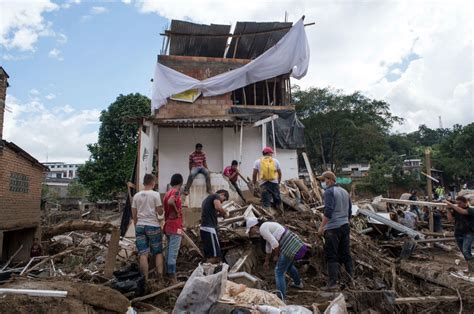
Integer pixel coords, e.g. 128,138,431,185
0,145,43,230
155,55,249,119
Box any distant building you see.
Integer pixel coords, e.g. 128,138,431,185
402,159,422,173
43,162,82,179
341,162,370,177
0,67,48,262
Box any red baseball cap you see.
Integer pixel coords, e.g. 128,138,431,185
262,147,274,154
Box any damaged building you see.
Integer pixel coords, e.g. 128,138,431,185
135,19,308,208
0,67,48,262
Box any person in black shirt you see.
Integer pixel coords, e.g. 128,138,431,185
445,196,474,273
200,189,229,263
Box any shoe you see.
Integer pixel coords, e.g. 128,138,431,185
290,282,304,289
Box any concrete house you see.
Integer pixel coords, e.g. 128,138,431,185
136,19,307,208
0,67,48,261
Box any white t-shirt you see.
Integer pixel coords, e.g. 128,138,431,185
260,221,285,254
132,190,163,227
253,157,281,184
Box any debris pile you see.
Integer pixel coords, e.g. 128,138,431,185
2,180,474,313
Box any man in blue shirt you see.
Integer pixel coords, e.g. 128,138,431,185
317,171,353,290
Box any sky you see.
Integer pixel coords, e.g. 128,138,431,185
1,0,473,163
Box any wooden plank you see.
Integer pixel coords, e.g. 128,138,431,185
181,230,203,257
302,152,322,203
379,198,447,207
131,282,185,303
104,228,121,278
415,237,455,244
394,296,458,304
425,148,433,201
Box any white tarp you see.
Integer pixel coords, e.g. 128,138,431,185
151,18,310,110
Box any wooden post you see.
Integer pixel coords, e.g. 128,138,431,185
302,152,323,203
253,83,257,106
425,148,432,201
265,80,270,105
242,88,247,105
232,36,240,58
104,228,121,278
429,209,434,233
273,78,277,106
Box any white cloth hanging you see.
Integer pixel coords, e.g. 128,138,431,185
151,18,310,110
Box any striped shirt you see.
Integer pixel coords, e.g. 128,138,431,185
189,151,206,168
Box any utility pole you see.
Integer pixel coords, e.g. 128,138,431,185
425,148,432,200
425,148,434,232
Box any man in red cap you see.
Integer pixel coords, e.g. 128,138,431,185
252,147,282,210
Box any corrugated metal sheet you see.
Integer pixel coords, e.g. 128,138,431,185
155,117,236,127
169,20,230,57
226,22,292,59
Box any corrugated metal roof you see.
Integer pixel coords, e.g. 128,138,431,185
169,20,231,57
226,22,292,59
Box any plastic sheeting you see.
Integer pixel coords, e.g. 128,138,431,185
229,107,305,150
151,18,310,110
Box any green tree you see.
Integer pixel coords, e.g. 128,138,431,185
293,86,403,172
78,93,151,200
435,123,474,185
367,155,393,195
67,180,89,198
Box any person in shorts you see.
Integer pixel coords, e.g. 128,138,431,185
200,190,229,263
132,174,164,281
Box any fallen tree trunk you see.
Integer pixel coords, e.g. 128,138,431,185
43,220,117,238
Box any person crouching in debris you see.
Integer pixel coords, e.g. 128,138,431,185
397,209,418,229
200,189,230,264
252,147,282,211
163,173,184,284
317,171,353,290
224,160,246,202
132,174,164,282
246,217,306,302
30,238,43,257
445,196,474,273
184,143,212,195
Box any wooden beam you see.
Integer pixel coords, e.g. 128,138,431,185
253,83,257,106
302,152,322,203
415,237,455,244
104,228,121,278
379,198,447,208
394,296,459,304
181,230,203,257
131,282,185,303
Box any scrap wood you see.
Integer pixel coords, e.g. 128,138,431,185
181,230,204,257
43,220,118,239
131,281,185,303
21,248,76,275
281,194,310,212
302,152,323,203
1,244,23,271
379,198,447,208
394,295,459,304
104,228,121,278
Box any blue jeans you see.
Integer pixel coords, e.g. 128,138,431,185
261,181,281,208
165,234,182,275
275,254,301,301
455,232,474,261
185,167,211,192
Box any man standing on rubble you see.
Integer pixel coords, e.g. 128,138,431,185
317,171,353,290
445,196,474,272
252,147,282,210
163,173,184,284
184,143,212,195
224,160,246,202
132,174,164,282
200,189,229,264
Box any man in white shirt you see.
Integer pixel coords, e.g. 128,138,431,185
246,217,306,302
132,174,163,281
252,147,282,210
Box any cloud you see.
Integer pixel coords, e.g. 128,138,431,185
61,0,81,9
48,48,63,60
45,93,56,100
56,33,68,44
130,0,473,132
0,0,58,51
29,88,40,96
122,0,132,4
90,6,107,14
3,94,100,163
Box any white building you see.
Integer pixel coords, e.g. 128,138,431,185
136,19,307,208
341,163,371,177
43,162,83,179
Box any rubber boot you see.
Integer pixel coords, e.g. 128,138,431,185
325,262,339,290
